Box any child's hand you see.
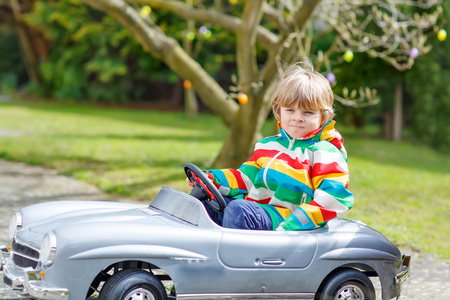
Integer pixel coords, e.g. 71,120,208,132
186,178,195,191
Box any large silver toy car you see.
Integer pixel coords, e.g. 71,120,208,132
1,163,410,300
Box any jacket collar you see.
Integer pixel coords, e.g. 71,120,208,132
279,120,344,149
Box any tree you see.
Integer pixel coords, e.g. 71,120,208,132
405,0,450,152
80,0,444,167
0,0,49,85
17,1,180,101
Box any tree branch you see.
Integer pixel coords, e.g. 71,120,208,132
81,0,238,126
129,0,279,50
316,0,443,71
237,0,264,89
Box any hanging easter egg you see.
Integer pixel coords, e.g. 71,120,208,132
437,29,447,42
238,93,248,105
183,80,192,90
139,6,151,19
326,72,336,84
203,30,212,40
229,0,238,5
199,26,208,36
409,47,419,59
186,31,196,41
343,50,354,63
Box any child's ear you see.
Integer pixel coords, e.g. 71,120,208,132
321,112,327,125
321,112,330,125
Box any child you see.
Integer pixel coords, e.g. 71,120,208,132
188,60,353,231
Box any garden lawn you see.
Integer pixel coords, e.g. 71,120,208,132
0,100,449,257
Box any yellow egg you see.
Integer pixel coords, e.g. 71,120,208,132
139,6,151,19
229,0,238,5
186,32,196,41
437,29,447,42
204,30,212,40
344,50,354,63
238,93,248,105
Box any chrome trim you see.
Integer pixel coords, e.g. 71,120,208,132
12,239,40,257
3,262,69,299
12,239,41,255
10,239,40,269
24,268,69,300
0,244,8,253
177,293,315,299
262,259,285,265
40,232,57,267
12,251,39,262
396,254,411,285
2,259,25,291
9,212,23,240
1,244,9,271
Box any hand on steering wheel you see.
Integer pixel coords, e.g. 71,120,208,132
184,163,227,214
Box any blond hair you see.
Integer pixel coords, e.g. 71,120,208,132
271,60,334,124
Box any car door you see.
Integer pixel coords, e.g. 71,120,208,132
216,229,318,294
218,229,317,269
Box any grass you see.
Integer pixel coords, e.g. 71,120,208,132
0,99,449,258
343,137,450,258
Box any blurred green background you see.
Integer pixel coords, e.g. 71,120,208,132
0,1,449,257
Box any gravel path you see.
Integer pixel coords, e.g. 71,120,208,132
0,158,448,299
0,159,109,299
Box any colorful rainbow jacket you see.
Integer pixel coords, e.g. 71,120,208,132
207,120,353,231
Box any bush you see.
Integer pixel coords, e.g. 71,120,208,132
23,0,174,102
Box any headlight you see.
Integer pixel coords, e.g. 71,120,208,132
8,212,23,240
40,232,57,267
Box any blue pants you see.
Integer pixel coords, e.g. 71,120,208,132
205,198,273,230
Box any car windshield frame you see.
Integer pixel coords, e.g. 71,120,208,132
149,186,207,226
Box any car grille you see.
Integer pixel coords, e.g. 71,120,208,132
3,274,12,286
11,240,39,269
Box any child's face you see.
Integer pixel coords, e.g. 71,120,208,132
279,106,322,139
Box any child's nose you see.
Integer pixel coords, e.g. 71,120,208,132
293,112,303,121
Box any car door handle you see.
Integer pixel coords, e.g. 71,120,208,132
261,259,284,265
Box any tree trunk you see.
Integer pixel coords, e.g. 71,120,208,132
214,91,272,168
392,81,403,141
184,87,198,119
213,0,265,168
383,112,392,140
80,0,322,168
10,0,44,84
183,0,198,119
214,112,261,168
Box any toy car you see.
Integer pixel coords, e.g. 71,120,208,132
1,163,410,300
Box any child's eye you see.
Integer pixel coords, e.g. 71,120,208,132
305,110,318,114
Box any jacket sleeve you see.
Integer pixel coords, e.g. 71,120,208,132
277,142,354,231
207,149,262,199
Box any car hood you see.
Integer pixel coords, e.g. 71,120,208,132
17,205,166,248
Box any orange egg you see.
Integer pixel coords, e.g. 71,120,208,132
183,80,192,89
238,93,248,105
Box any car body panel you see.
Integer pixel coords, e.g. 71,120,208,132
1,186,408,300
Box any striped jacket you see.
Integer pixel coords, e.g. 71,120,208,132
208,120,353,231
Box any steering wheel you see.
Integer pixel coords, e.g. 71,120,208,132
184,163,227,214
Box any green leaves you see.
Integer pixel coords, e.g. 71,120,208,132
85,57,127,82
22,0,167,101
